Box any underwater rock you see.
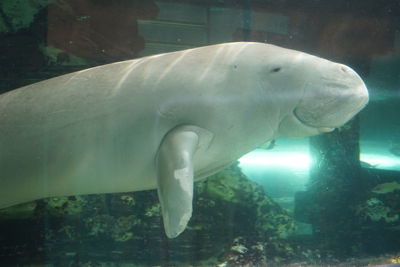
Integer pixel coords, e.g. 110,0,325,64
0,0,49,33
219,237,266,266
349,175,400,255
357,197,399,223
357,185,400,225
195,162,296,239
84,214,139,242
43,196,87,216
39,45,88,66
0,162,296,266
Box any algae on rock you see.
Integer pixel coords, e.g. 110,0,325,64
0,162,296,266
0,0,51,32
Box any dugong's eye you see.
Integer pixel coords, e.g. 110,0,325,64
270,67,282,73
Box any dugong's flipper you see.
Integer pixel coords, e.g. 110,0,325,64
156,125,213,238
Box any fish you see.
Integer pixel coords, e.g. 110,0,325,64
372,182,400,194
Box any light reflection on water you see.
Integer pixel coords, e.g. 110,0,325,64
238,138,400,199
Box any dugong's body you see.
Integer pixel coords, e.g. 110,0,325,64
0,42,368,237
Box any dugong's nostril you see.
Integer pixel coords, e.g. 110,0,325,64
340,66,348,73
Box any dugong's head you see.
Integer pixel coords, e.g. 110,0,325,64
252,44,369,137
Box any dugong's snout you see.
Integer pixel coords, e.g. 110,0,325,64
293,62,369,131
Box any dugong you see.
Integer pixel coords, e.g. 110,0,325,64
0,42,368,238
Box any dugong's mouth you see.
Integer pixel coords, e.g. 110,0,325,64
293,83,369,133
292,108,335,133
278,109,335,138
